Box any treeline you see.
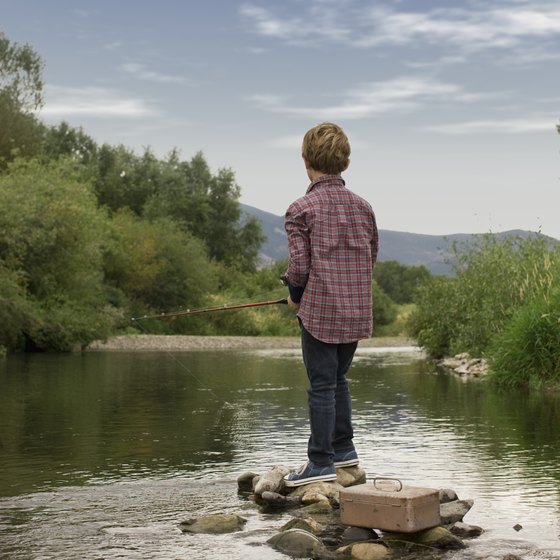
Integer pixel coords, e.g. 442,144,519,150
0,32,427,353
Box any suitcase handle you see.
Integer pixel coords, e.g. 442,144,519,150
373,477,403,492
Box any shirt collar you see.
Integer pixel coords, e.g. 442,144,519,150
306,174,345,194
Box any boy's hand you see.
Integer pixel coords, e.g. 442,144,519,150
287,296,300,310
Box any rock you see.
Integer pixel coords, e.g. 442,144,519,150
179,513,247,534
415,526,466,550
439,488,458,504
288,481,343,500
337,466,367,487
382,526,465,550
437,353,489,377
259,490,302,509
341,526,379,544
347,542,389,560
301,492,330,506
281,517,322,535
450,521,484,537
236,471,258,492
267,528,330,558
300,500,333,514
440,499,474,524
253,465,290,495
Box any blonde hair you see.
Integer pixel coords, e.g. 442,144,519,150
302,122,350,175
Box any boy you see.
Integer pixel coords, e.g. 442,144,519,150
283,122,378,487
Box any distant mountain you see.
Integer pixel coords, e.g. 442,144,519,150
241,204,555,275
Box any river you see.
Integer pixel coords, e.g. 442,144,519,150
0,346,559,559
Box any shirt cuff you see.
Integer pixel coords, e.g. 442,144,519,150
288,283,305,304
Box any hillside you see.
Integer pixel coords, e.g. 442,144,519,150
241,204,554,275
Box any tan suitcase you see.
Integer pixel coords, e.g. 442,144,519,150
339,478,441,533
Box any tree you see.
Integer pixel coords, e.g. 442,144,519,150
205,167,265,271
0,157,116,351
41,121,98,165
144,151,265,272
0,91,43,168
0,32,44,111
0,33,44,168
103,209,218,317
374,260,431,304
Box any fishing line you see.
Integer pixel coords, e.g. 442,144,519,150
130,289,289,422
132,318,235,425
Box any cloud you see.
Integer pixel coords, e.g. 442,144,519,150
248,77,472,120
241,1,560,57
239,3,350,46
39,86,159,119
424,116,555,134
121,63,185,84
357,3,560,52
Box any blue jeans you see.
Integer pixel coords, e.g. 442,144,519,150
300,323,358,467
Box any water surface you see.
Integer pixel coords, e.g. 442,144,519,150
1,347,559,559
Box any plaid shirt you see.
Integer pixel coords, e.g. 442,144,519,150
285,175,378,344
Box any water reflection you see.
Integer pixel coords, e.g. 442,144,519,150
1,347,559,559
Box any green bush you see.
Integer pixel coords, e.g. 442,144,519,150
0,158,116,351
374,260,431,304
406,276,457,358
372,279,398,327
488,291,560,390
407,234,560,358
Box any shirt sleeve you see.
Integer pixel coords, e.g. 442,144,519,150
371,210,379,267
285,202,311,289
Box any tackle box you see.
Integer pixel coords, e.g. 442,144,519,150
339,478,441,533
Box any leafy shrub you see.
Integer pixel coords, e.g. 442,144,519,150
0,158,116,351
406,276,457,358
373,279,398,327
374,260,431,304
488,291,560,390
408,234,560,358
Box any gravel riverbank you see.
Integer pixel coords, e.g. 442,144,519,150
86,335,416,352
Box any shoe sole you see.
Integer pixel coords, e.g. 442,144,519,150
284,473,337,488
334,459,359,468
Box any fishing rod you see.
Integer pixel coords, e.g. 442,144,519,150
131,297,288,321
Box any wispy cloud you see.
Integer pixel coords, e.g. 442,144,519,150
39,86,159,118
239,3,350,46
121,63,185,84
241,1,560,60
248,77,476,120
425,116,556,134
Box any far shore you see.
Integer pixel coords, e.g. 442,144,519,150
86,335,417,352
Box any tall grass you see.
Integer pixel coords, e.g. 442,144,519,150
488,290,560,390
407,234,560,362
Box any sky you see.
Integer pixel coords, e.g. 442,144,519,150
3,0,560,238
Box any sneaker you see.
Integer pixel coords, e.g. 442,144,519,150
333,449,359,468
283,462,337,487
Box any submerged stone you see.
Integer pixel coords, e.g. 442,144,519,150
179,513,247,534
345,542,390,560
450,521,484,537
410,526,466,550
267,528,329,558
